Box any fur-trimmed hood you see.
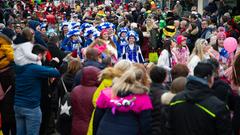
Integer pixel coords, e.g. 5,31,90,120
161,92,176,105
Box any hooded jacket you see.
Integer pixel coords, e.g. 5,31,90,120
71,66,100,135
73,60,104,87
87,67,121,135
28,20,47,47
170,76,232,135
94,86,152,135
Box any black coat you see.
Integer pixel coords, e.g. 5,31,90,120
149,83,167,135
52,72,76,112
212,79,240,135
170,76,232,135
47,42,68,67
94,109,151,135
0,67,15,123
212,77,235,110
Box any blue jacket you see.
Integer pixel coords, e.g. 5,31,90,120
14,64,60,108
122,44,144,63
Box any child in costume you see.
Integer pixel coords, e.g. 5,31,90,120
83,27,99,47
122,30,145,63
61,29,83,57
172,35,189,65
117,27,129,58
98,29,118,63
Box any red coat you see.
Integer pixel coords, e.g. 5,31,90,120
70,66,100,135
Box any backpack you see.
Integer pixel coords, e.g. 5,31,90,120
57,77,72,120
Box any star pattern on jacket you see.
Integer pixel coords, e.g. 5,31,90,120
60,101,71,116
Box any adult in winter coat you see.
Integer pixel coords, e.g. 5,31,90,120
160,77,187,135
94,65,152,135
87,60,132,135
170,62,232,135
73,48,104,87
14,45,60,135
149,66,168,135
0,34,15,135
71,66,101,135
207,58,235,108
47,36,68,67
54,54,82,135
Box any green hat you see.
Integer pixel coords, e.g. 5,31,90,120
234,15,240,24
159,20,166,29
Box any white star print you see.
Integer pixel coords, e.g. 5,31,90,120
60,101,71,116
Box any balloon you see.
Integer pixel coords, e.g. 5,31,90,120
224,37,238,53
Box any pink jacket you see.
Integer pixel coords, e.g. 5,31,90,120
96,88,153,114
172,46,189,65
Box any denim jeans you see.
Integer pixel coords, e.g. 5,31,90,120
14,106,42,135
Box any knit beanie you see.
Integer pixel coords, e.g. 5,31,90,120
176,35,186,45
217,32,226,39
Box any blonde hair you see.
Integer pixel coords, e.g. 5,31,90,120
112,65,150,97
98,60,132,81
67,59,82,74
188,39,206,62
133,63,151,87
114,60,132,72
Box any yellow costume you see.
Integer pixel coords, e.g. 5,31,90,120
0,34,14,70
87,67,121,135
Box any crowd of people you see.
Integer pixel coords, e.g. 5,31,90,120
0,0,240,135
